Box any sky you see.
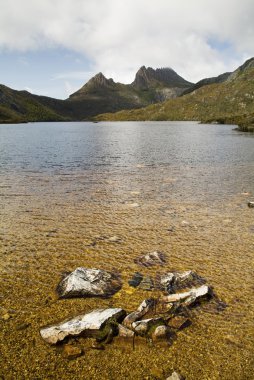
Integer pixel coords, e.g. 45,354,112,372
0,0,253,99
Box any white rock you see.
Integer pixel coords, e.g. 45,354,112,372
159,270,205,293
56,267,121,298
151,325,170,340
161,285,212,306
134,251,166,267
40,308,125,344
166,371,184,380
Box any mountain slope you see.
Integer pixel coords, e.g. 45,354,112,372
95,58,254,131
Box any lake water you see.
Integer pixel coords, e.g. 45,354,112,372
0,121,254,380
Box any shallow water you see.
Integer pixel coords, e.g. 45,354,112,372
0,121,254,379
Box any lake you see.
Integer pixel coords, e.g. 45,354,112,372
0,121,253,380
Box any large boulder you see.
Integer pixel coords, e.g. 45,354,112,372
40,308,126,345
56,267,122,298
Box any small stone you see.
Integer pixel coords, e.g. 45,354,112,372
158,271,206,293
2,313,11,321
128,272,143,288
118,324,135,338
128,203,140,208
168,316,191,330
107,236,122,243
248,201,254,208
181,221,190,227
62,344,83,360
135,251,166,267
15,322,31,331
138,276,154,291
166,371,184,380
151,325,170,340
132,318,164,336
91,341,105,350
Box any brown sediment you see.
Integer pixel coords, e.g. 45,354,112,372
0,168,254,380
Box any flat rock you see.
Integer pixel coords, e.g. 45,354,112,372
158,270,206,293
134,251,166,267
40,308,126,344
161,285,212,307
123,299,155,329
56,267,122,298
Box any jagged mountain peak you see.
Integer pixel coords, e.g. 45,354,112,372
132,66,192,89
69,72,116,99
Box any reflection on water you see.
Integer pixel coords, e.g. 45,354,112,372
0,122,254,380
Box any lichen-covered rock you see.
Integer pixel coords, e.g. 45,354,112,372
161,285,212,307
40,308,126,344
123,299,155,329
134,251,167,267
56,267,122,298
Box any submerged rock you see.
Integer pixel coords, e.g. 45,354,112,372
134,251,167,267
161,285,212,307
151,324,170,340
62,344,83,360
132,318,165,336
118,324,135,338
40,308,126,344
138,276,154,291
123,299,155,329
158,270,206,293
128,272,143,288
56,267,122,298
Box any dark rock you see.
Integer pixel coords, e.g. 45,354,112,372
128,272,143,288
15,322,31,331
168,316,191,330
248,201,254,208
134,251,167,267
56,267,122,298
40,308,126,344
138,276,154,291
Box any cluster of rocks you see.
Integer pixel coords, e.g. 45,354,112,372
40,263,215,358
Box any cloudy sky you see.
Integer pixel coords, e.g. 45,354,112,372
0,0,253,99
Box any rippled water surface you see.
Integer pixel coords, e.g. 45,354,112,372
0,121,254,380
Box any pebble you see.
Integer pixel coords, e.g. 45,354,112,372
248,201,254,208
62,344,83,360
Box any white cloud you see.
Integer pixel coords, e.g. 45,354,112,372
0,0,253,83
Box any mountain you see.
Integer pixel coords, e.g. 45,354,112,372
95,57,254,132
181,72,231,96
